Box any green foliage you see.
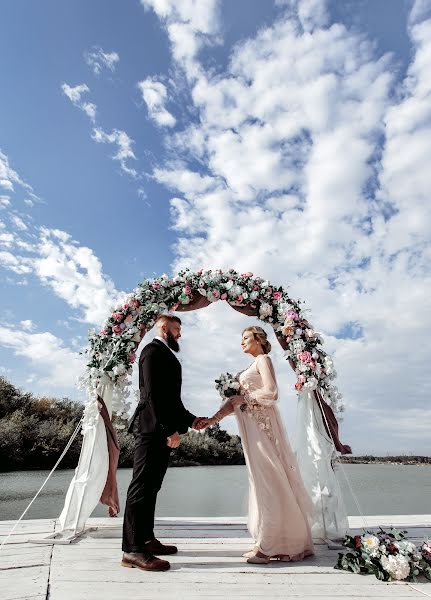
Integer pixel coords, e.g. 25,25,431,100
0,377,244,471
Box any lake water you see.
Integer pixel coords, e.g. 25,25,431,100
0,464,430,522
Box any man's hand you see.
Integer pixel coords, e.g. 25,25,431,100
166,431,181,448
193,417,214,430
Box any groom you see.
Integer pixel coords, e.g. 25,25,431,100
122,314,202,571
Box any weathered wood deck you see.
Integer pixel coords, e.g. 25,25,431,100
1,516,430,599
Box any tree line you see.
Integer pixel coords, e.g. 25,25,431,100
0,376,244,471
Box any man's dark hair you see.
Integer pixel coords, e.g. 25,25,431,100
155,314,182,326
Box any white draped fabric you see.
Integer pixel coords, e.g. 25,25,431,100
294,389,349,540
58,384,113,533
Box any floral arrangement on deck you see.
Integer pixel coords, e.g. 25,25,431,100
335,528,431,581
79,268,343,430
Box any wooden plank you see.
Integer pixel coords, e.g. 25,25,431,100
47,581,425,599
0,564,50,600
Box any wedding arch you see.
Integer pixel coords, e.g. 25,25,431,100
59,268,351,533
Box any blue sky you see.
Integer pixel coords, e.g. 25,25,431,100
0,0,430,454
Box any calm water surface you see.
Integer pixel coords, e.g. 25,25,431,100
0,464,430,521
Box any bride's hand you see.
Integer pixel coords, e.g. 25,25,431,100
229,394,246,406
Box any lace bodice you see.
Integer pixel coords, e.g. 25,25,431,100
239,354,278,407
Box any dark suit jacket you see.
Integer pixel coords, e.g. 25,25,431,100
128,338,196,437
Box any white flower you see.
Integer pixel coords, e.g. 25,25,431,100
303,377,318,390
381,554,410,580
362,534,380,557
225,280,234,290
113,364,126,376
230,284,243,297
259,302,273,318
249,291,259,300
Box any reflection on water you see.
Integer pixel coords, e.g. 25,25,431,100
0,464,430,521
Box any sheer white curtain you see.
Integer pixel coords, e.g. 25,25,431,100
294,389,349,540
58,383,113,533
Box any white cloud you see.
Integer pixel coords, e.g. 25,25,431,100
0,250,32,274
141,0,221,78
33,228,120,325
10,214,28,231
20,319,35,332
141,0,431,454
0,150,38,198
138,78,176,127
92,127,138,177
0,325,85,392
61,83,97,122
84,47,120,75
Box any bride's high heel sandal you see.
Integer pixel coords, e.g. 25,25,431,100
242,546,258,558
246,550,270,564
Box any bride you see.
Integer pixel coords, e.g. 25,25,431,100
197,326,314,564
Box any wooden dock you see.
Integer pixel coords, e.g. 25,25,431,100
1,516,430,599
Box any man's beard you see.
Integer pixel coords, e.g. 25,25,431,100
166,332,180,353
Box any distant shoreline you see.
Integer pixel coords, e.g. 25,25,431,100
338,456,431,466
1,456,431,472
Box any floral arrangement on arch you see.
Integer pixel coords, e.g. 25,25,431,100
336,529,431,582
79,268,343,430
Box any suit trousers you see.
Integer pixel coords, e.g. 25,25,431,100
122,431,171,552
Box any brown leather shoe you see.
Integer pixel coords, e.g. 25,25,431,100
121,552,170,571
144,538,178,555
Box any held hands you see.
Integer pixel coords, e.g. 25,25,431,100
166,431,181,448
193,416,216,430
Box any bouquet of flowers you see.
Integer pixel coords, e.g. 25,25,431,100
335,528,431,582
215,372,240,400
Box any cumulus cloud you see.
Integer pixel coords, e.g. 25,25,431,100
138,78,176,127
0,325,85,392
84,47,120,75
61,83,97,122
140,0,221,78
140,0,431,454
92,127,138,178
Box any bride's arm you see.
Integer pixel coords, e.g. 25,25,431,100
208,399,235,424
249,355,278,406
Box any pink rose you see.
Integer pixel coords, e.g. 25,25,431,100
183,285,192,295
123,304,129,310
112,312,123,322
253,285,259,291
286,309,298,321
112,325,122,335
298,351,312,364
212,289,220,299
237,295,244,303
272,291,282,301
309,361,316,370
152,282,161,289
295,382,303,391
128,353,136,364
221,293,227,300
100,328,108,336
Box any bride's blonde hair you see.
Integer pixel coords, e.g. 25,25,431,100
242,326,271,354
